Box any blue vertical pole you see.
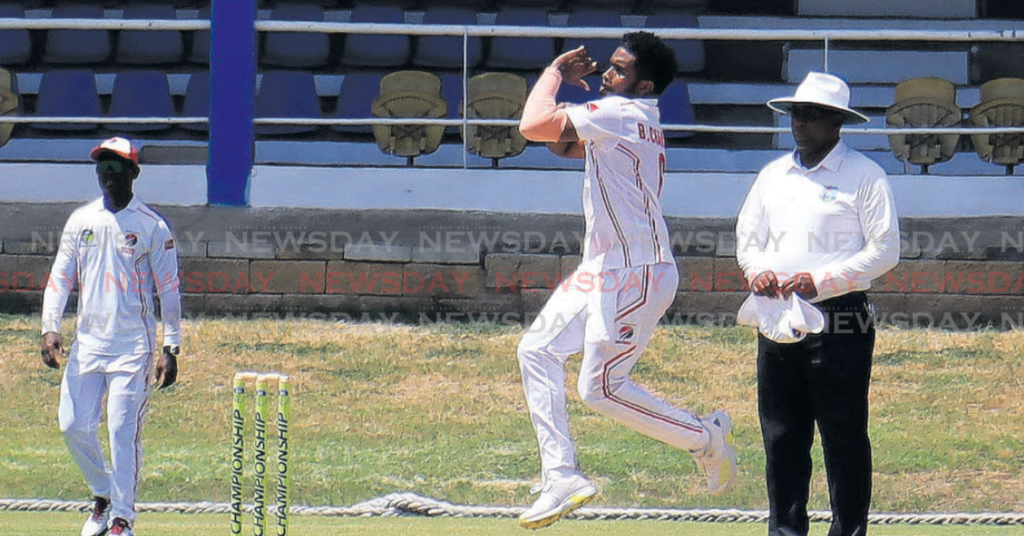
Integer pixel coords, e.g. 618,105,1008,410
207,0,255,206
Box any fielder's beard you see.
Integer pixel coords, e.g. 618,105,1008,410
600,80,641,98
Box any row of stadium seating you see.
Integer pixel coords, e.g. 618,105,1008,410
0,67,695,165
3,4,1021,174
9,67,1024,173
0,0,710,11
887,76,1024,174
8,68,694,132
0,4,704,72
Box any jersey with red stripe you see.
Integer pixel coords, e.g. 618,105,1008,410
42,196,181,372
564,95,673,270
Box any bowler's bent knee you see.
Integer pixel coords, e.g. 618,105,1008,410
577,375,617,415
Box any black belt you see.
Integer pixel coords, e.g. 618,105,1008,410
815,292,873,333
815,292,868,313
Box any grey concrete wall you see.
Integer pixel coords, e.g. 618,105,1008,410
3,203,1023,330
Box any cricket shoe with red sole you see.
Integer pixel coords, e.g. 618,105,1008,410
109,517,133,536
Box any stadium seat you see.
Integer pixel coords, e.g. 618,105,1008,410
580,0,641,7
117,4,184,65
181,70,209,132
106,71,174,132
885,77,961,174
444,72,535,137
658,79,695,138
413,6,483,70
334,71,384,135
969,77,1024,175
493,0,559,6
0,67,19,146
33,70,101,131
43,4,111,64
561,9,624,66
255,70,322,136
372,71,447,163
463,72,529,165
417,0,494,8
486,7,555,70
187,7,211,64
0,4,32,66
263,3,331,68
639,0,707,8
340,3,410,68
651,9,705,73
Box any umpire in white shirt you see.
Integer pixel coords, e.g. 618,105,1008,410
41,137,181,536
735,72,900,536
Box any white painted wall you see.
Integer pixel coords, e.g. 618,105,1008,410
249,166,1024,218
0,164,207,206
2,164,1023,218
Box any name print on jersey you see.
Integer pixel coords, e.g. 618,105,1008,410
636,122,665,147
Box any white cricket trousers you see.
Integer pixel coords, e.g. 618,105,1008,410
59,344,152,525
518,262,708,478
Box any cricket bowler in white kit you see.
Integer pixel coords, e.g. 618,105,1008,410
41,137,181,536
515,32,737,529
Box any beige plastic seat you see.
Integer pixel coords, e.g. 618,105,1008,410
371,71,447,164
969,78,1024,175
885,77,962,174
0,67,18,147
463,72,529,166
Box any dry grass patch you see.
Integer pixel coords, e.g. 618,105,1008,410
2,315,1022,514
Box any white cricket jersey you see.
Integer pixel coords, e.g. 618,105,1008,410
564,95,674,270
735,141,901,302
42,196,181,372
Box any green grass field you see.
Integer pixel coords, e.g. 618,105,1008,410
3,512,1024,536
1,314,1023,535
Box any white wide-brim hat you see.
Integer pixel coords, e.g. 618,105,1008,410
767,71,870,125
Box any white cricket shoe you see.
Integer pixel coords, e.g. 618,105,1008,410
81,496,111,536
693,410,737,495
518,473,597,530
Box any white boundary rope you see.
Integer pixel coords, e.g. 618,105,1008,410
2,494,1023,525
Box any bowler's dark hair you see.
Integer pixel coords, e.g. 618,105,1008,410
622,31,677,96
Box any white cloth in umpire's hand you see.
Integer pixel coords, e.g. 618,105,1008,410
738,293,825,344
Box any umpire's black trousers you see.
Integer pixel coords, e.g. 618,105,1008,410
757,292,875,536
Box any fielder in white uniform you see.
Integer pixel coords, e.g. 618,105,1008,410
41,137,181,536
515,32,737,530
